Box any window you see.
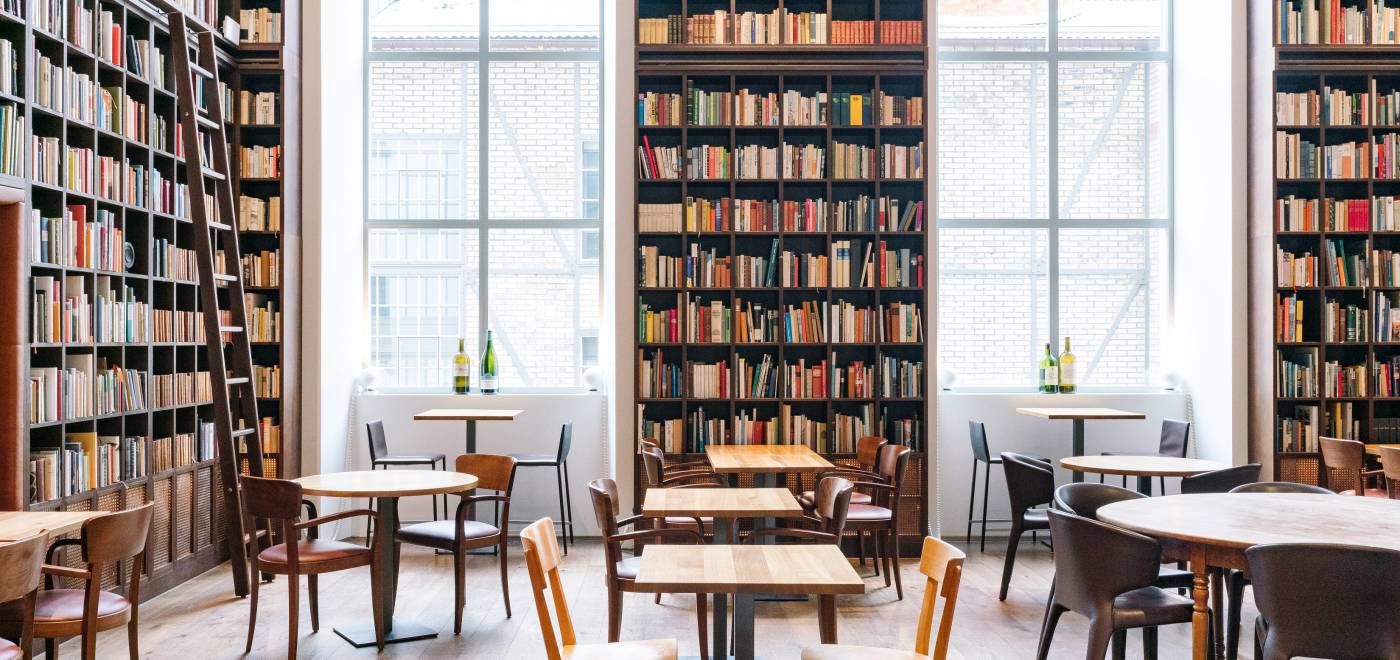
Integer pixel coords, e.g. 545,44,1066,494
936,1,1170,389
367,0,602,390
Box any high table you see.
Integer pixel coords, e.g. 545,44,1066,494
412,408,523,454
634,544,865,660
0,510,106,541
1059,455,1228,495
641,487,806,656
295,470,478,648
1015,407,1147,482
1099,493,1400,660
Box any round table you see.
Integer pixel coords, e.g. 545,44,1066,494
1098,493,1400,660
1059,455,1228,495
296,470,478,648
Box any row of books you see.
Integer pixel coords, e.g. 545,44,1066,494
238,8,282,44
95,362,145,414
30,433,145,502
151,371,212,408
1277,0,1400,45
1276,246,1316,287
1278,350,1318,397
239,91,277,126
640,294,922,344
1276,293,1305,342
254,364,281,398
0,39,13,98
239,195,282,231
1277,84,1400,126
1323,299,1368,342
636,403,920,453
32,274,90,343
246,293,281,342
639,196,923,234
151,423,216,473
30,206,122,271
240,145,281,178
638,14,922,46
152,308,203,343
1274,196,1400,232
152,239,198,281
241,249,280,287
127,37,166,87
93,277,147,342
642,140,924,181
27,360,91,423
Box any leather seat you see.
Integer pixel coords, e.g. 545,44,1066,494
0,588,134,629
1023,508,1049,525
1339,487,1388,497
512,452,558,466
1111,587,1195,629
615,556,642,581
799,489,872,507
395,519,502,550
1153,565,1195,590
845,503,892,522
258,539,370,565
375,453,445,465
802,645,926,660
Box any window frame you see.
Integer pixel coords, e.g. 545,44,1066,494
935,1,1174,392
364,0,605,392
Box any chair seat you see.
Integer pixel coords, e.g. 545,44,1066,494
510,453,560,466
1021,508,1052,530
374,453,445,465
802,644,928,660
0,639,17,660
616,556,642,580
563,638,678,659
1154,565,1195,590
798,490,873,507
1338,487,1389,497
0,588,133,631
846,504,892,522
1112,586,1194,629
396,519,503,550
259,539,371,565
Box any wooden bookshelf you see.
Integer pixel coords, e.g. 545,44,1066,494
0,0,296,601
633,0,930,553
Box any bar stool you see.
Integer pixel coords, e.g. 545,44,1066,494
366,419,447,521
508,423,575,554
966,420,1009,552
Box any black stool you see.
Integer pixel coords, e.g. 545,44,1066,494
367,419,448,520
966,420,1012,552
508,423,575,554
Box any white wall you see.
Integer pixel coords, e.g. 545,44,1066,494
606,0,638,514
936,392,1187,539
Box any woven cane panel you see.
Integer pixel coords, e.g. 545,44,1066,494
1324,466,1357,493
58,499,92,589
173,472,193,560
96,489,124,591
195,468,212,550
153,478,172,570
264,458,278,479
1279,456,1321,486
212,469,226,545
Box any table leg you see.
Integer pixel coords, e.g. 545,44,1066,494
733,592,755,660
753,473,777,535
461,420,494,556
1137,475,1153,496
465,420,477,454
710,519,730,659
1210,568,1225,659
1190,547,1210,660
1071,420,1086,483
333,496,437,647
818,594,837,644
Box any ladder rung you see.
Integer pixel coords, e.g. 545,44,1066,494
208,221,232,232
219,325,244,333
232,428,257,438
202,167,226,181
190,62,214,79
226,377,250,386
195,114,220,130
213,273,237,282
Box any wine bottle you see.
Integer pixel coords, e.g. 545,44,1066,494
481,329,499,394
1039,343,1058,393
453,338,470,394
1059,336,1076,393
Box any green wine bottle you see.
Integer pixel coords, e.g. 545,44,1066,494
481,330,499,394
453,338,470,394
1058,336,1076,393
1039,343,1059,394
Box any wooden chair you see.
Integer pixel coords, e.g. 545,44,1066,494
841,444,913,599
798,436,886,566
0,503,153,660
1319,437,1386,496
639,444,726,536
588,478,707,657
640,438,710,472
0,532,48,660
1379,446,1400,498
397,454,518,632
240,475,383,657
520,517,677,660
801,536,966,660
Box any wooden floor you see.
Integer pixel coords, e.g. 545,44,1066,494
62,537,1258,659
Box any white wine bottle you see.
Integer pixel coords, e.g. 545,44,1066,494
481,330,499,394
453,338,470,394
1059,336,1076,393
1039,343,1058,393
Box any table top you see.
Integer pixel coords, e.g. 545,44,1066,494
0,510,106,541
1367,443,1400,456
295,470,479,498
1060,455,1230,477
1015,407,1147,421
705,445,835,474
633,544,866,595
413,408,523,421
641,488,804,518
1098,493,1400,551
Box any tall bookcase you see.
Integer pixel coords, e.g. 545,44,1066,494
633,0,930,552
0,0,297,600
1271,2,1400,485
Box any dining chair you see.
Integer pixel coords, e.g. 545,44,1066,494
998,452,1054,602
509,423,576,551
639,445,726,537
1319,437,1386,496
0,503,153,660
588,478,707,657
965,421,1009,553
1378,446,1400,498
1180,464,1261,494
640,438,711,472
1247,543,1400,660
842,444,913,599
397,454,518,632
1036,509,1195,660
520,517,678,660
0,532,48,660
1050,483,1194,592
366,419,448,521
1228,481,1334,495
800,536,965,660
799,435,886,567
1100,418,1191,493
240,475,383,656
747,475,855,544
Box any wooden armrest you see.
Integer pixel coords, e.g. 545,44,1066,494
851,480,896,493
615,514,645,529
42,564,91,580
660,468,717,481
743,527,836,544
818,467,884,483
463,494,510,505
610,528,702,545
662,473,728,487
295,508,377,530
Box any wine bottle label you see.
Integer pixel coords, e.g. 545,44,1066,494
454,363,469,377
1041,366,1057,385
1060,363,1074,386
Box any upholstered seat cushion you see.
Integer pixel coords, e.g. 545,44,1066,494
798,490,873,507
802,644,927,660
259,539,370,565
563,638,677,659
1339,487,1388,497
509,453,559,466
845,504,892,522
0,638,18,660
0,588,133,632
374,453,444,465
1153,565,1195,590
396,519,502,550
615,556,642,580
1111,586,1194,629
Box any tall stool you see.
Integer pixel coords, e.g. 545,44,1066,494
366,419,448,521
509,423,575,554
966,420,1010,552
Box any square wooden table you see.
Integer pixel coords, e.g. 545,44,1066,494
634,544,865,660
0,510,105,541
1015,407,1147,482
412,408,523,454
641,487,805,543
1366,443,1400,457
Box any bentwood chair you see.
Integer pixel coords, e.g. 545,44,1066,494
1248,543,1400,660
640,438,711,473
240,475,383,657
521,517,678,660
1378,446,1400,498
799,435,886,567
366,419,447,521
397,454,518,632
998,452,1054,602
0,503,154,660
840,444,913,598
1319,437,1386,496
0,532,48,660
639,445,726,537
1101,419,1191,493
801,536,966,660
747,475,855,545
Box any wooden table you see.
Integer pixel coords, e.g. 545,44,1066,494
1015,407,1147,482
633,544,865,660
1059,455,1228,495
0,510,106,541
412,408,523,454
296,470,478,648
1099,493,1400,660
1366,443,1400,457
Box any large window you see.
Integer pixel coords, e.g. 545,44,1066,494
367,0,602,390
936,1,1171,389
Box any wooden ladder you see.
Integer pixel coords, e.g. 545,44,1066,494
166,10,266,598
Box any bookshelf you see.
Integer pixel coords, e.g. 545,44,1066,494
0,0,296,601
634,0,930,552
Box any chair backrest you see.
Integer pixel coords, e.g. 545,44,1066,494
554,423,573,463
1320,436,1365,493
874,444,912,513
83,502,155,565
240,474,305,521
1001,452,1054,515
1046,509,1162,617
639,438,660,453
1158,419,1190,458
855,436,887,470
810,476,855,536
1378,447,1400,499
366,419,389,461
0,532,48,603
1180,464,1261,494
968,421,992,463
456,453,518,494
1247,543,1400,660
639,445,665,487
587,478,625,572
1229,481,1335,495
521,518,573,660
1052,482,1144,520
912,536,965,660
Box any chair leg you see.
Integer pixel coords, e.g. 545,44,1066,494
555,465,568,556
245,562,260,653
454,545,466,634
286,572,299,660
128,614,139,659
879,530,892,587
979,460,992,553
1143,626,1159,660
1226,571,1247,660
889,529,903,600
857,530,867,566
562,460,575,546
308,574,319,632
1111,629,1127,660
1035,603,1064,660
998,522,1023,601
607,587,623,642
695,593,709,659
1085,619,1115,660
966,458,978,545
499,537,512,618
45,637,56,660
